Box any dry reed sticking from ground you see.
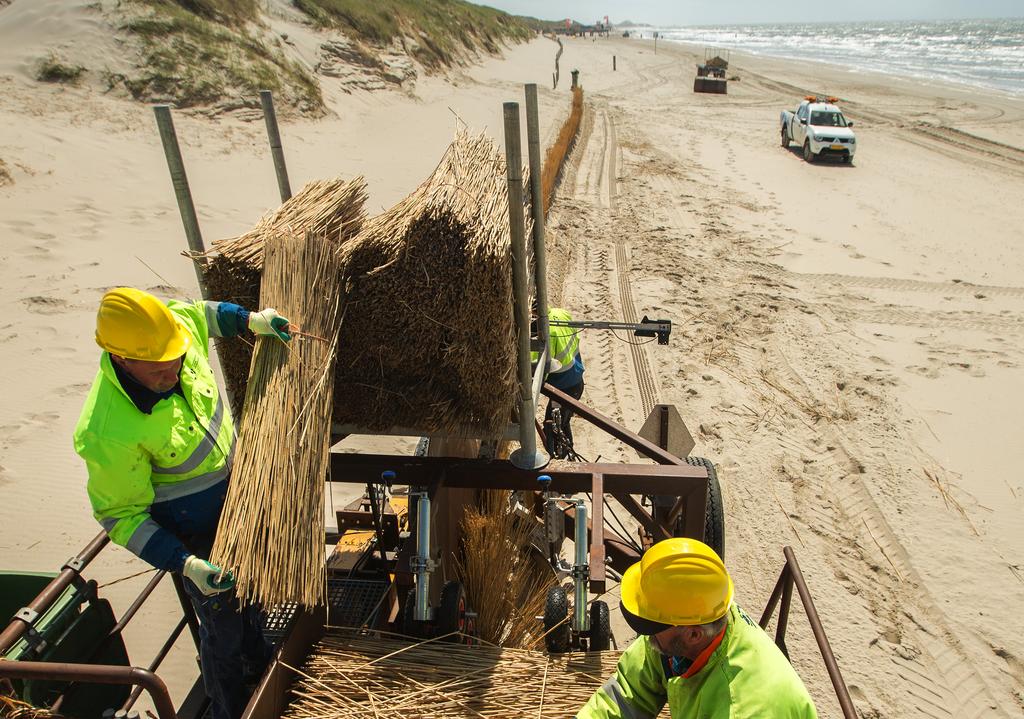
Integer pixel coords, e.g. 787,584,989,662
280,630,618,718
211,230,344,607
198,177,367,415
541,86,583,217
456,490,556,648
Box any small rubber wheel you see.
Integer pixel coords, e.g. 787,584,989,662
402,588,421,638
780,126,790,147
437,580,469,642
680,456,726,561
589,601,611,651
543,586,571,654
803,140,815,163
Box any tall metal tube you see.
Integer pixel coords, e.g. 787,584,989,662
414,491,432,621
259,90,293,203
573,499,589,633
153,105,208,299
503,101,548,470
524,84,551,363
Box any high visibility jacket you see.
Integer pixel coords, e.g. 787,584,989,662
532,307,584,390
74,300,240,572
578,605,818,719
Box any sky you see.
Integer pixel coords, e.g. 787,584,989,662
481,1,1024,25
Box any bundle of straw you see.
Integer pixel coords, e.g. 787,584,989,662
456,490,556,648
211,230,345,607
199,177,367,414
332,129,527,436
282,631,620,718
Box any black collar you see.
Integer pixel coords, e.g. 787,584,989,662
112,360,182,415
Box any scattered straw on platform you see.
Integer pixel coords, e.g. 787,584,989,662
332,129,526,436
280,631,619,718
211,230,344,607
457,490,555,647
198,177,367,413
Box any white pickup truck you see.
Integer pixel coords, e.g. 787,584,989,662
780,97,856,164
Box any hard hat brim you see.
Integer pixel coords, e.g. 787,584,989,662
621,600,674,635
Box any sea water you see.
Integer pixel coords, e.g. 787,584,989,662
639,18,1024,96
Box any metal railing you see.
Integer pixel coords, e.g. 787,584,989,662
759,547,859,719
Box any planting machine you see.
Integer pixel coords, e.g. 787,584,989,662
0,88,859,718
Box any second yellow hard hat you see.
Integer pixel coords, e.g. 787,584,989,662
620,537,733,633
95,288,192,362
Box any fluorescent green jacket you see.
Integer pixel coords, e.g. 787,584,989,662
578,605,818,719
532,307,584,390
73,300,237,571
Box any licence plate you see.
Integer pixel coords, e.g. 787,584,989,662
830,144,844,150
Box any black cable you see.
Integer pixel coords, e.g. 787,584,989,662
586,492,643,553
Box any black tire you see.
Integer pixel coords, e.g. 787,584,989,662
543,586,571,654
402,588,421,638
803,140,815,163
780,125,790,147
682,456,726,561
844,154,854,165
437,580,469,642
589,601,611,651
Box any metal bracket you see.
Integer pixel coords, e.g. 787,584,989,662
14,608,48,654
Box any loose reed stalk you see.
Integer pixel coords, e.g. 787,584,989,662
281,631,620,718
211,230,345,607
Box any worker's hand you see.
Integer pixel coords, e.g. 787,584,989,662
248,308,291,342
182,555,235,597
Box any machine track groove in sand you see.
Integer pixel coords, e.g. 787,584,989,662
615,243,659,417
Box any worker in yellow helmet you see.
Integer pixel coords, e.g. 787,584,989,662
531,306,585,459
73,288,291,719
577,538,817,719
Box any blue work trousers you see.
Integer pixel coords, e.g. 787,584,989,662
182,578,273,719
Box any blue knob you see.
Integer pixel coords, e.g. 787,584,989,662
381,470,396,482
537,474,552,490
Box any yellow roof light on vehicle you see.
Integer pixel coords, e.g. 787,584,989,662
95,287,192,362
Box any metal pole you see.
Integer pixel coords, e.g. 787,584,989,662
524,85,550,357
613,55,617,71
259,90,292,203
413,490,432,622
573,499,590,633
504,101,548,470
153,105,208,299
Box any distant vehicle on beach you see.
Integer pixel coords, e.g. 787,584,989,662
781,96,856,164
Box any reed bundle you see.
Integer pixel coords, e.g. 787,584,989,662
210,230,344,607
199,177,367,413
456,490,555,647
281,630,621,718
331,129,526,436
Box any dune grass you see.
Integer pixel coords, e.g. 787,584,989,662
294,0,532,68
36,54,86,84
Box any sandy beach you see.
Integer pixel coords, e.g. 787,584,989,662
2,5,1023,717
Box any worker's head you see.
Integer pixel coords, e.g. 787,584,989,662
95,288,191,392
620,538,733,659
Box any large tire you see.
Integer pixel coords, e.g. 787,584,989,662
803,140,815,163
589,601,611,651
402,588,421,638
437,580,469,642
683,456,726,561
780,125,790,148
543,586,571,654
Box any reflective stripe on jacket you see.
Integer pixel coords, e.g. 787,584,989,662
74,300,237,571
577,605,818,719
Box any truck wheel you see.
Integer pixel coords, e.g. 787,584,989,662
803,140,815,163
677,456,726,561
780,126,790,148
844,154,854,165
543,586,571,653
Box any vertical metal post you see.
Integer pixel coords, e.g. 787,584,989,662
153,105,208,299
613,55,617,71
259,90,292,203
504,102,548,470
573,499,590,633
413,490,432,621
524,84,550,359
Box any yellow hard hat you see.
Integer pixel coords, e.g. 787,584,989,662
620,537,733,633
95,288,192,362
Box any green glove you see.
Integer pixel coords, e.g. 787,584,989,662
182,555,235,596
248,308,291,342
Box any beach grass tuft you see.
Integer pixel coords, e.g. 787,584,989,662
36,54,86,84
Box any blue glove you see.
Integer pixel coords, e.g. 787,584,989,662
248,308,291,342
182,555,235,596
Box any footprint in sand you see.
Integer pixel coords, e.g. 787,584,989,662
906,364,940,378
21,296,70,314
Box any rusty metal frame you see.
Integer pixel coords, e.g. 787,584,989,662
759,547,858,718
